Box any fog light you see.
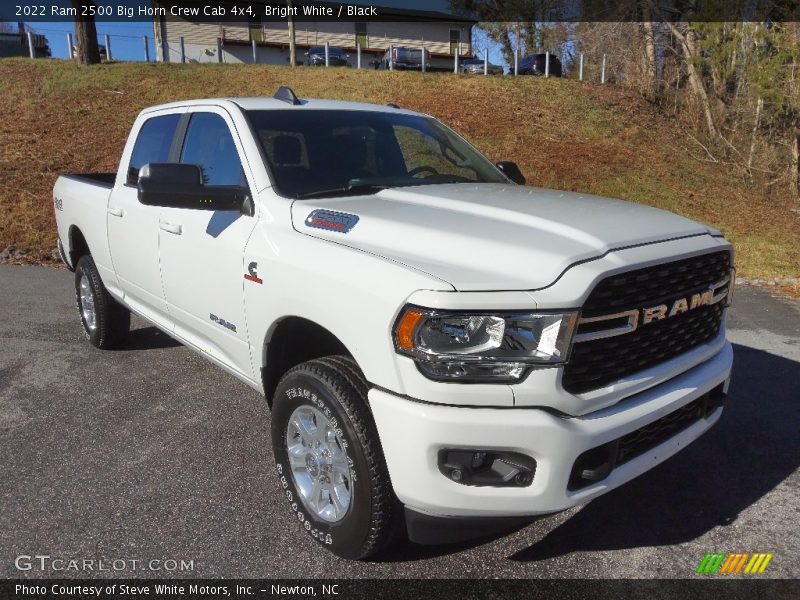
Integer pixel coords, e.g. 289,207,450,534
438,449,536,487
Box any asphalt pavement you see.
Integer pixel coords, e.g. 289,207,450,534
1,265,798,579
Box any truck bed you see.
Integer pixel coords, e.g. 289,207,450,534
53,172,117,273
61,172,116,189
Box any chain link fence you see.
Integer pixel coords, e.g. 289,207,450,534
15,24,615,84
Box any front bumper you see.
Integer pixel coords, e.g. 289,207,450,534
370,342,732,518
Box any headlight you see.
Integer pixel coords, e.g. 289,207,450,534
393,306,579,383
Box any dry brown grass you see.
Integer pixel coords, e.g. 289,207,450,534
1,58,798,289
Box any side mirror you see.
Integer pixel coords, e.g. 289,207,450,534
137,163,248,211
496,161,526,185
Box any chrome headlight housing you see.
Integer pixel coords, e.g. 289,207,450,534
393,306,579,383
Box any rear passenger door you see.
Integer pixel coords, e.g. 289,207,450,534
156,108,258,380
108,110,183,323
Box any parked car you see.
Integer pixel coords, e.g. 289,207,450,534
53,86,734,560
306,45,349,67
518,52,562,76
459,58,504,75
380,46,430,70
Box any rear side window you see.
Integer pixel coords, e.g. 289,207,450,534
127,114,181,184
180,112,246,187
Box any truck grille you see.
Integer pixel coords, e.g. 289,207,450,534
563,251,731,394
615,396,706,465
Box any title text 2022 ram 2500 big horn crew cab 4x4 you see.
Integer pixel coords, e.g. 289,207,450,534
54,87,734,560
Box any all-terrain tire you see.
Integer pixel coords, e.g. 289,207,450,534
75,255,130,349
271,356,396,559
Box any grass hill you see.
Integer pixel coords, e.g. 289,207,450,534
1,58,798,290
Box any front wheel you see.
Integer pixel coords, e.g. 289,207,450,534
75,255,130,349
271,356,397,559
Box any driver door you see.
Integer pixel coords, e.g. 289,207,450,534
156,108,258,380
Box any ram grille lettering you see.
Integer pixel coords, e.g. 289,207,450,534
575,275,732,343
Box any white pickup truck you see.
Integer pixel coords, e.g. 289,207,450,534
54,87,734,559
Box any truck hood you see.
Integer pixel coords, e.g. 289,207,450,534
290,183,711,291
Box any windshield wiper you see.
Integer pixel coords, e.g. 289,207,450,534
296,183,389,200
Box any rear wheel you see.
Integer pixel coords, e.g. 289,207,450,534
271,356,397,559
75,255,130,349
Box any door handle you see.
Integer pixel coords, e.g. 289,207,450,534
108,207,123,217
159,221,182,235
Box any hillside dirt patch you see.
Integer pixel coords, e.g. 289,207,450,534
1,59,798,292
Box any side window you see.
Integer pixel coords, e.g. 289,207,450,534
354,22,367,48
127,114,181,184
449,29,460,55
180,112,246,187
249,15,263,42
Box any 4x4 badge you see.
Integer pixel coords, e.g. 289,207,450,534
244,261,263,284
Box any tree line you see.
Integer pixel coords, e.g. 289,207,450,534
68,0,798,198
454,0,800,199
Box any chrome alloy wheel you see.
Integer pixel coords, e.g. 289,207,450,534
286,405,352,523
78,273,97,331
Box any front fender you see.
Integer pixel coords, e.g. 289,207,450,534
243,222,452,394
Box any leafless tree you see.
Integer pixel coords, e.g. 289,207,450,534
665,22,717,137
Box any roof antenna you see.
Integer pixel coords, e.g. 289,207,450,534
274,86,301,105
386,102,400,109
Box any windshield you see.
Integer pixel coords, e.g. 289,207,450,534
246,109,507,199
